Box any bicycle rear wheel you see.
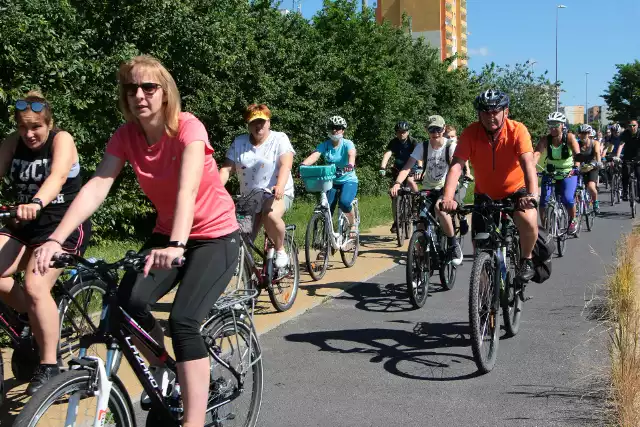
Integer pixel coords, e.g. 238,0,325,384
610,174,616,205
631,179,637,219
268,234,300,312
339,206,359,268
502,239,522,337
305,211,329,281
13,369,134,427
557,206,568,257
406,231,430,308
438,233,457,291
469,251,500,374
202,315,263,427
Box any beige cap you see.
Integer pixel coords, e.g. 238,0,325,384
427,115,445,128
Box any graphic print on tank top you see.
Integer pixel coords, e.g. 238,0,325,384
425,143,449,183
8,130,81,208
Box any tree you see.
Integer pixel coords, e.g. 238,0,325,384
474,61,555,139
603,61,640,123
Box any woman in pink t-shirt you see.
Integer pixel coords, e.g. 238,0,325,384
34,55,239,427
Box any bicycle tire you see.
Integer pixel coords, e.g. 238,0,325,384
268,234,300,312
394,195,405,247
201,316,263,427
586,194,595,231
631,179,637,219
611,174,616,205
615,175,622,204
502,239,522,338
406,231,430,309
57,278,116,372
0,348,4,407
557,206,568,257
404,196,413,241
438,233,457,291
13,369,135,427
469,251,500,374
340,208,359,268
574,195,583,238
304,211,329,281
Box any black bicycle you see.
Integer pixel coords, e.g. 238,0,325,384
405,190,460,309
455,199,529,374
392,169,421,247
605,156,622,206
0,207,107,403
623,160,639,218
14,251,263,427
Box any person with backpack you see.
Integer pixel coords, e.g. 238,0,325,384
390,115,462,266
533,111,581,235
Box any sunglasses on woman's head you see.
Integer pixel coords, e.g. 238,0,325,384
428,126,443,133
123,82,162,96
16,100,47,113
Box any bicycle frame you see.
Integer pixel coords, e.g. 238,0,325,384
64,264,256,427
313,191,349,252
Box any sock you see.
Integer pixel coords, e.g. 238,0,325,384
447,236,456,245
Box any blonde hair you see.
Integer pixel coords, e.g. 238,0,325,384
15,90,53,127
117,55,181,137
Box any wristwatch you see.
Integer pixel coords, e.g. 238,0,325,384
31,198,44,209
167,241,186,249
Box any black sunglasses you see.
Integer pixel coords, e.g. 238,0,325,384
630,124,638,127
330,126,345,131
123,82,162,96
16,100,47,113
428,126,444,133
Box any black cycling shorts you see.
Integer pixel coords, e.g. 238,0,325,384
582,169,599,185
117,231,240,362
0,217,91,255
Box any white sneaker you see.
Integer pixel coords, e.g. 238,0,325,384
140,367,174,410
274,250,289,268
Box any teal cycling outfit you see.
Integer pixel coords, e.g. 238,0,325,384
316,138,358,213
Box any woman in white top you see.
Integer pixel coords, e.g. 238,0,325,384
219,104,295,268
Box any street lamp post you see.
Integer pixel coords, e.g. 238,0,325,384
585,72,589,124
555,4,567,111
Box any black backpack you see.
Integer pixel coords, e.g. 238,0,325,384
531,221,553,284
546,134,571,160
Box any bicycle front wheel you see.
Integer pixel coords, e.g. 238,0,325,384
469,251,500,374
13,369,134,427
406,231,430,309
305,211,329,281
394,195,405,247
339,208,359,268
631,180,637,219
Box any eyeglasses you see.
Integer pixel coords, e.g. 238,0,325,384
16,100,47,113
428,126,444,133
123,82,162,97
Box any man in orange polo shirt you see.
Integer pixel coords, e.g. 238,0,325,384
440,89,539,281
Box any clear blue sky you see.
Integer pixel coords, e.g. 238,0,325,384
293,0,640,110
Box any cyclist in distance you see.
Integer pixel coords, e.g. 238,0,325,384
219,103,295,267
391,115,463,265
301,115,358,238
533,112,581,233
574,124,602,214
34,55,240,427
617,119,640,201
0,91,90,395
380,120,420,233
440,89,539,282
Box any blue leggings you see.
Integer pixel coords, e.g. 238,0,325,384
540,175,578,208
327,181,358,215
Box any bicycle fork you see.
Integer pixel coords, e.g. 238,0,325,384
65,354,113,427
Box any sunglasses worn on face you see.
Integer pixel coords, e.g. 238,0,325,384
16,100,47,113
630,124,638,127
330,126,345,131
548,123,562,129
123,82,162,96
428,127,444,133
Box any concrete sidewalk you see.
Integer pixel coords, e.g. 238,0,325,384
1,223,406,422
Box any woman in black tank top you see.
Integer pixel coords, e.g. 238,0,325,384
576,126,602,213
0,91,89,394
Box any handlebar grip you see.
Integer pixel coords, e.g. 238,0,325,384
0,208,17,218
172,257,186,267
50,252,76,269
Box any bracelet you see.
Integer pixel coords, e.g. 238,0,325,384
46,237,63,246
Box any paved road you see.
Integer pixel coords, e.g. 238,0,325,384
132,196,630,426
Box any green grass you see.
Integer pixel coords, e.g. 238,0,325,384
85,194,394,258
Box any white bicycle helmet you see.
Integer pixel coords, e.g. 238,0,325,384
579,124,593,134
590,129,596,137
547,111,566,124
327,115,348,129
612,123,622,133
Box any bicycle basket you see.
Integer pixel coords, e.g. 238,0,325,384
235,195,261,235
300,165,336,193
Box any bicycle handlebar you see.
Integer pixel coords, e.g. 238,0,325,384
51,251,184,273
0,206,17,219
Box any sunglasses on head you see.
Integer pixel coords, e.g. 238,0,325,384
123,82,162,96
428,126,444,133
16,100,47,113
